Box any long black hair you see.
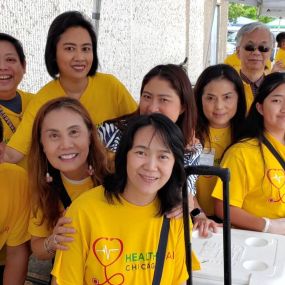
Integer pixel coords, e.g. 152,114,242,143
103,113,186,215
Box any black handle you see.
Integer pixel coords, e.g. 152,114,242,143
184,165,231,285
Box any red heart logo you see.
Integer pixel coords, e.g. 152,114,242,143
266,169,285,203
92,237,123,267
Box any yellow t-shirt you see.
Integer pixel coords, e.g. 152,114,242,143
212,132,285,218
52,186,200,285
196,127,231,216
8,73,137,155
275,48,285,67
0,89,33,144
29,175,94,238
242,81,254,113
0,163,30,249
224,53,241,72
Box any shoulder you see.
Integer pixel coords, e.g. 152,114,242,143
68,185,106,211
90,72,121,85
0,162,27,176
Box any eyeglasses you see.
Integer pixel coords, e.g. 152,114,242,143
243,44,270,53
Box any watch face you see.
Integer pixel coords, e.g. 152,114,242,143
191,208,201,217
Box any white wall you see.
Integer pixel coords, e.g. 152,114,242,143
1,0,227,100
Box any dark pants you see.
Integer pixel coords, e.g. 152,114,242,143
0,265,4,285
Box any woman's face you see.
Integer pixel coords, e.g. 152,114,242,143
139,76,184,123
202,78,238,128
56,27,93,81
41,108,90,180
123,125,175,206
257,83,285,137
0,40,25,99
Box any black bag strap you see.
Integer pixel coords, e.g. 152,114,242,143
59,187,72,208
261,134,285,169
152,216,170,285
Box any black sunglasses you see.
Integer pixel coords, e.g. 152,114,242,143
243,44,270,53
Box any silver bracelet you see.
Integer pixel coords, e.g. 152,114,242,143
43,236,56,255
262,217,271,233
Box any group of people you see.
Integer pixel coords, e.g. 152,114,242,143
1,9,285,285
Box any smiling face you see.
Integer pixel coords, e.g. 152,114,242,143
202,78,238,129
123,125,175,206
41,108,90,180
139,76,184,123
237,28,271,74
56,26,93,82
0,40,25,99
256,83,285,141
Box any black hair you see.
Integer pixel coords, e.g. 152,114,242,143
0,33,26,66
0,119,3,142
237,72,285,142
194,64,247,147
140,64,197,145
276,32,285,48
45,11,98,78
103,113,186,215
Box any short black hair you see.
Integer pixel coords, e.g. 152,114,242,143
103,113,186,215
0,119,3,142
0,33,26,66
45,11,98,79
276,32,285,48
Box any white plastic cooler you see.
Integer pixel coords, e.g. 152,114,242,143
192,228,285,284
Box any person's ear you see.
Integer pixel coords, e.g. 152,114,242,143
236,47,241,59
256,102,264,116
179,105,185,115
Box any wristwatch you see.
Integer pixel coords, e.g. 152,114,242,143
190,208,203,218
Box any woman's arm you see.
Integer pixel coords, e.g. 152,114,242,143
4,242,30,285
214,199,265,231
2,146,24,164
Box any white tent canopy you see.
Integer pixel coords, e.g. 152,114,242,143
230,0,285,17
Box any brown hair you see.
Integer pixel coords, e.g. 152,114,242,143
29,97,109,230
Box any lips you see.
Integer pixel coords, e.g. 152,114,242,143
71,65,86,72
0,75,12,80
58,153,78,160
139,174,159,183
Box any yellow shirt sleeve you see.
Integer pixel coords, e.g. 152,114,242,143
0,163,31,247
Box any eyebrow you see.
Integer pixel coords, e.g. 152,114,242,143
205,92,234,96
63,43,92,46
132,145,172,153
142,91,173,98
44,125,81,132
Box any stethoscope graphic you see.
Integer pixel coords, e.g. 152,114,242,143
92,237,125,285
266,169,285,203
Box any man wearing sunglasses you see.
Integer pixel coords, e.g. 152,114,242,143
235,22,274,111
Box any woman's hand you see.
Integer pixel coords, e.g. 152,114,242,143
193,214,220,237
48,215,76,252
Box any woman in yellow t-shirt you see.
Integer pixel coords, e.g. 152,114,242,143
0,33,33,144
52,113,199,285
28,97,109,260
3,11,137,164
194,64,247,219
213,72,285,234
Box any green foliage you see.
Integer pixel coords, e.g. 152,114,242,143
229,3,274,24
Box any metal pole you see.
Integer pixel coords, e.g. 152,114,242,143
185,165,231,285
92,0,102,37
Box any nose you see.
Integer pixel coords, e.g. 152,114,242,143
0,59,7,70
73,49,84,61
59,135,73,149
147,101,160,114
144,155,158,171
214,98,223,109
